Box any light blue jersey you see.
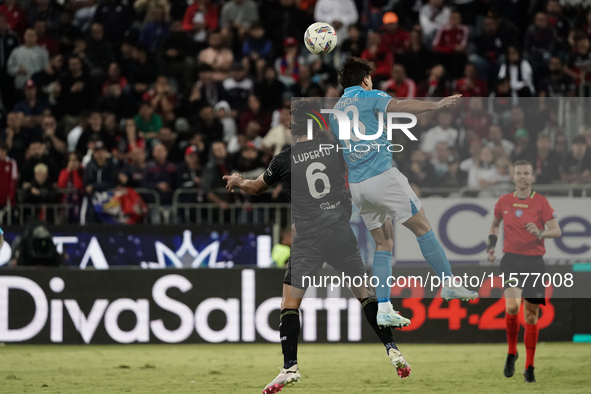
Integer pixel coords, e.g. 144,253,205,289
329,86,393,183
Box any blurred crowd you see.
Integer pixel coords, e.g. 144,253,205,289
0,0,590,224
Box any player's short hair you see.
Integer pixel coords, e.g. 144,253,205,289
338,57,375,89
513,160,533,169
291,97,322,137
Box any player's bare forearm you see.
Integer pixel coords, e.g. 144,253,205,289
387,94,461,115
541,218,562,239
223,173,269,196
489,217,502,236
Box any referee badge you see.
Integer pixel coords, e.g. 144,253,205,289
515,209,523,218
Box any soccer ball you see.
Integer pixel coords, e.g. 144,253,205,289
304,22,338,55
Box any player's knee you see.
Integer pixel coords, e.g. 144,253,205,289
524,313,538,325
506,305,520,316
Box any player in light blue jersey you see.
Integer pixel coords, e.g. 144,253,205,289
330,57,478,330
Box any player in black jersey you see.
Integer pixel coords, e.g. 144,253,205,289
223,98,411,394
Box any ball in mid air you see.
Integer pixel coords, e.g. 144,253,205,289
304,22,338,55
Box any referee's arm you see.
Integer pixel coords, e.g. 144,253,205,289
525,218,562,239
487,216,502,263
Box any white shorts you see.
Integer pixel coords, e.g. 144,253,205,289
349,167,422,231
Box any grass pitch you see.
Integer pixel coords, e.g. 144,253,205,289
1,343,590,393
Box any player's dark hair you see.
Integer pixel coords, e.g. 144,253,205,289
291,97,322,137
513,160,533,168
338,57,374,89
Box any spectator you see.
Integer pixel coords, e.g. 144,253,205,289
438,150,466,188
222,61,253,111
581,125,591,148
58,56,94,130
127,44,159,100
20,139,58,185
220,0,259,36
467,146,499,188
76,110,115,154
461,97,491,141
198,32,234,82
3,112,28,164
231,141,265,179
308,55,338,88
242,22,273,63
487,78,518,123
417,64,449,97
134,102,163,142
420,110,459,158
361,32,393,86
202,140,231,210
292,64,322,98
419,0,451,43
176,145,202,191
0,0,27,37
560,136,591,184
460,140,483,173
92,0,134,44
398,27,432,84
472,16,508,79
340,24,365,59
7,28,49,89
0,141,17,207
485,124,515,158
31,53,63,102
275,36,304,85
115,118,146,161
546,0,570,50
262,107,291,156
34,19,58,55
453,63,487,97
565,33,591,88
404,149,436,197
83,141,118,194
533,133,561,184
86,23,113,74
58,152,84,192
146,143,176,204
381,64,416,98
313,0,358,42
0,13,20,75
254,65,286,113
138,5,170,54
380,12,409,56
27,0,61,38
511,128,534,162
13,79,51,140
431,141,450,179
182,0,218,48
432,10,468,79
239,95,271,135
134,0,170,25
498,45,535,97
538,56,576,97
161,20,196,91
156,126,183,163
228,119,261,154
142,75,177,124
119,147,148,188
41,115,67,165
213,100,237,143
22,162,57,204
524,12,555,77
494,155,513,185
197,105,224,150
261,0,308,54
99,82,132,119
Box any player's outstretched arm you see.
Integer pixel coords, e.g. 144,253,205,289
525,218,562,239
487,216,502,263
387,94,462,115
223,173,270,196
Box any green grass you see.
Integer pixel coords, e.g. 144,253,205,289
1,343,590,393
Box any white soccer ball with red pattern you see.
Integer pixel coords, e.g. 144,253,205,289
304,22,338,55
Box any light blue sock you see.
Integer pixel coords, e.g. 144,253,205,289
417,229,453,280
373,250,393,302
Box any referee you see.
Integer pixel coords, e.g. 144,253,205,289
487,160,562,383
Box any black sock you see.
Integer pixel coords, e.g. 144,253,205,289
361,298,397,353
280,308,300,369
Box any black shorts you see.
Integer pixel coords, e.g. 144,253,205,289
500,253,546,305
284,220,366,290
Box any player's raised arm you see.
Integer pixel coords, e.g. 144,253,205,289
223,173,270,196
387,94,462,115
487,216,502,263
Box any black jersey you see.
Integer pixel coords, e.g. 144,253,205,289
263,140,352,235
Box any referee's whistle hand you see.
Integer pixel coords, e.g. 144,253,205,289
487,249,495,264
525,222,540,236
